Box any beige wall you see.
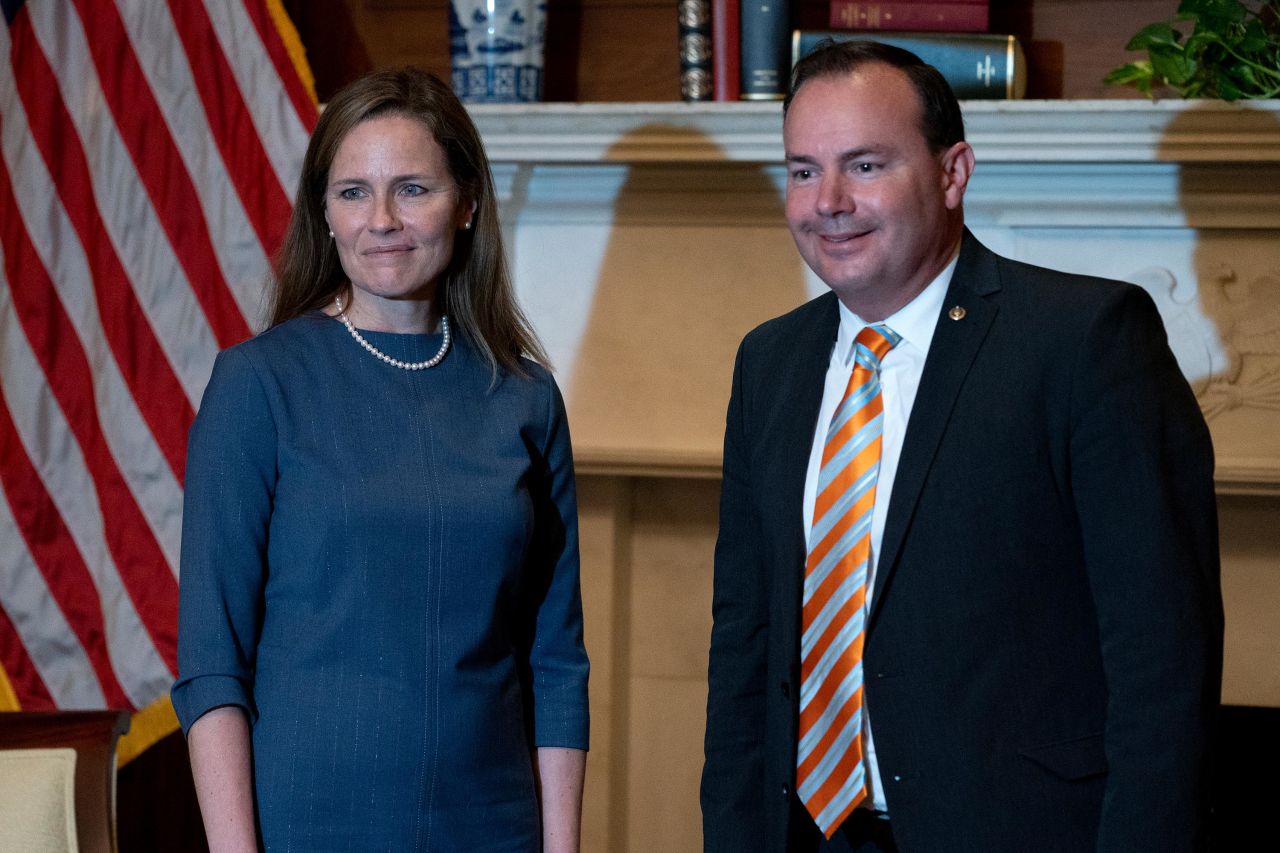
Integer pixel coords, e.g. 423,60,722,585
578,476,719,852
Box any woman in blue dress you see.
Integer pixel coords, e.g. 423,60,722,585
171,68,589,852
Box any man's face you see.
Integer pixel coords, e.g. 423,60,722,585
783,64,972,319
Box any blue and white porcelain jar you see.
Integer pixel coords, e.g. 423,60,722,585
449,0,546,103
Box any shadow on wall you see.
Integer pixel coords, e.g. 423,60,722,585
566,125,812,468
1143,105,1280,489
566,125,810,853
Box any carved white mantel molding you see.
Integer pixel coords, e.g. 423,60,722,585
472,102,1280,494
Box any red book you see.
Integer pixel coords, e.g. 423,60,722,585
828,2,989,33
712,0,740,101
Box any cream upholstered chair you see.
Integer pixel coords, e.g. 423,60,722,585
0,711,130,853
0,747,80,852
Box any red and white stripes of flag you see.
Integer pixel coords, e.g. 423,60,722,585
0,0,315,751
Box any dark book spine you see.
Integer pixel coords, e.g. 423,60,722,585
792,30,1025,99
680,0,714,101
741,0,790,100
712,0,741,101
828,2,989,33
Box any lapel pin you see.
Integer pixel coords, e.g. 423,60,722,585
948,305,966,321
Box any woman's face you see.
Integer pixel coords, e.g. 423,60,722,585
324,114,474,312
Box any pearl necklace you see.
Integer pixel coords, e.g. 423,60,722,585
334,295,451,370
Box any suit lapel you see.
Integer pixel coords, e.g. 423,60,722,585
870,232,1002,626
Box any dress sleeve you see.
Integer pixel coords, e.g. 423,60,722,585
170,346,277,735
521,374,590,751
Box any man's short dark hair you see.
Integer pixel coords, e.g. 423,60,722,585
784,39,965,154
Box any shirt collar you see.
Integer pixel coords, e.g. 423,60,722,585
834,254,959,365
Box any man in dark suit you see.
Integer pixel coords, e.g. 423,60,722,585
701,41,1222,853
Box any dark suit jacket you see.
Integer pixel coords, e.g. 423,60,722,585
702,233,1223,853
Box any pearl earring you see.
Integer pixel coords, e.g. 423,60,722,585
328,230,335,239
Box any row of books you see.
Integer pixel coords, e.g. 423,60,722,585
679,0,1025,103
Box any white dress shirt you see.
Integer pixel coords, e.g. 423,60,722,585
800,256,957,814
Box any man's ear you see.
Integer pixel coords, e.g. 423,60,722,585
940,141,975,211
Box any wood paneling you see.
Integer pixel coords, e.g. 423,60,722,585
346,1,681,101
575,7,680,101
333,1,1190,102
992,0,1180,99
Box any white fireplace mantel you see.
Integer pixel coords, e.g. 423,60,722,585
470,99,1280,164
469,101,1280,493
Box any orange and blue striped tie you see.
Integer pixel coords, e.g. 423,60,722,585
797,323,901,838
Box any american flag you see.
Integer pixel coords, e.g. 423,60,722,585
0,0,316,761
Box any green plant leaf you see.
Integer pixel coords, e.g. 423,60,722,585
1179,0,1247,29
1109,0,1279,99
1231,60,1260,89
1177,0,1228,15
1216,76,1245,99
1126,22,1182,51
1184,31,1223,54
1151,45,1196,84
1240,20,1271,53
1103,62,1155,86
